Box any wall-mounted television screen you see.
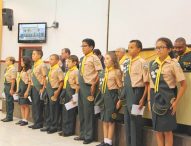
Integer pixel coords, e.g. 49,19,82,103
18,22,47,43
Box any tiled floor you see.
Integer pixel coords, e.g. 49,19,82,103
0,112,99,146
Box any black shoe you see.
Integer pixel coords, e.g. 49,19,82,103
15,120,23,125
63,133,73,137
40,127,49,132
96,142,106,146
47,129,57,134
57,128,62,132
104,144,112,146
28,125,34,128
20,121,28,126
32,125,43,129
74,136,85,141
58,132,64,136
83,139,93,144
1,118,7,121
2,119,13,122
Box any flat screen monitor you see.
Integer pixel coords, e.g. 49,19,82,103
18,22,47,43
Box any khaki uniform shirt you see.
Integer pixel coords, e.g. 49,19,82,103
48,67,64,88
68,69,79,89
82,54,103,84
4,65,17,83
31,63,47,85
130,58,149,87
149,58,185,89
20,69,31,84
107,69,123,90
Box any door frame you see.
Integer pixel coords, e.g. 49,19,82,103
18,46,42,70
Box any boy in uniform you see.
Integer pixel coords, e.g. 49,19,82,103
118,40,149,146
74,38,102,144
59,55,79,137
1,57,17,122
43,54,64,134
29,50,47,129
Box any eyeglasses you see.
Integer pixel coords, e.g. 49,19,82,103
155,46,167,50
81,45,88,48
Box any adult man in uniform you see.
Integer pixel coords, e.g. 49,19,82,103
59,48,71,72
115,47,128,71
174,37,191,72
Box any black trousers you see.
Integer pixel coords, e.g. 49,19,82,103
43,100,51,129
31,86,44,126
124,87,145,146
78,85,95,140
49,99,60,130
62,105,77,134
4,84,14,120
124,106,144,146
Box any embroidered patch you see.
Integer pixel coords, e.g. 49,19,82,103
155,69,159,73
87,96,94,102
183,62,190,66
177,62,181,67
112,113,117,119
152,75,156,79
152,62,158,68
151,71,155,75
143,63,149,70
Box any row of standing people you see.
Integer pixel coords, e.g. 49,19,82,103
2,37,190,146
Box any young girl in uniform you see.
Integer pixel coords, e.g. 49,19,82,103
16,56,32,126
97,52,122,146
148,37,187,146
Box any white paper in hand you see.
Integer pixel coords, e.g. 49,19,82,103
131,104,145,116
65,101,78,110
72,93,78,102
2,92,6,98
40,93,43,100
94,106,101,114
13,94,19,100
28,96,32,102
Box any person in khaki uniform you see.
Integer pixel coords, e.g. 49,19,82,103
58,48,71,131
97,52,123,146
16,56,32,126
1,57,17,122
148,38,186,146
115,47,128,71
29,50,47,129
117,40,149,146
41,54,64,134
74,38,103,144
93,49,105,69
174,37,191,72
59,55,79,137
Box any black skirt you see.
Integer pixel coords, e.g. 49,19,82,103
18,79,31,105
150,89,177,132
101,88,118,122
